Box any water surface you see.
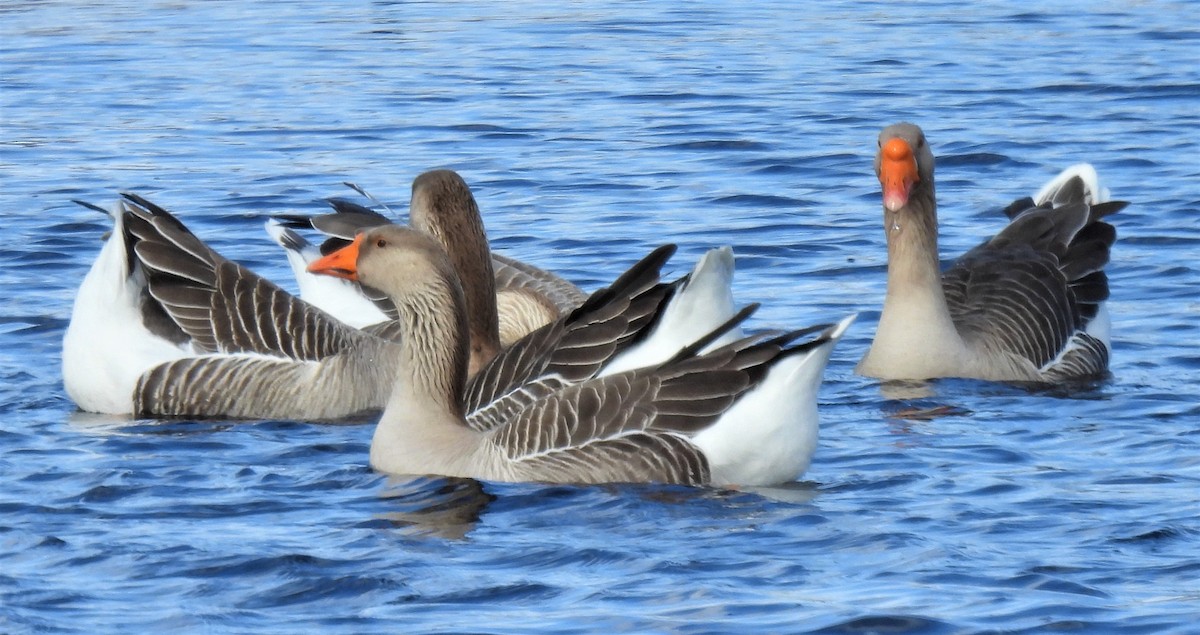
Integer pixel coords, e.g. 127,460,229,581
2,1,1199,633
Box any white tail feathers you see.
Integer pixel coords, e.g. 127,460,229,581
1034,163,1109,206
693,313,856,486
601,246,740,377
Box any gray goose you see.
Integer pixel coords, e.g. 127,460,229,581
857,122,1127,382
309,225,854,486
62,195,691,420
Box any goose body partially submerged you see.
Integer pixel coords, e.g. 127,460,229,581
309,225,854,486
64,195,750,422
857,122,1126,382
63,195,400,419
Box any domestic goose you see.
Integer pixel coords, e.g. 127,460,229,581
63,195,734,420
63,195,404,418
857,122,1127,382
308,225,855,486
270,170,587,344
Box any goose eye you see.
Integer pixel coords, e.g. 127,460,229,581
375,238,387,248
916,137,925,149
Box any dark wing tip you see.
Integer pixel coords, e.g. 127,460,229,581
72,199,111,215
271,213,320,229
1091,200,1129,220
662,303,760,366
272,224,309,252
324,197,386,218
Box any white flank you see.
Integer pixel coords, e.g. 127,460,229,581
1084,302,1112,353
62,203,192,414
693,314,855,486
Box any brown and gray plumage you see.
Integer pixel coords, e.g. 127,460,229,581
309,224,854,486
62,195,687,421
120,193,402,420
857,122,1126,382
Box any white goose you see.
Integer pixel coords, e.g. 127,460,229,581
857,122,1126,382
308,224,855,486
62,195,743,420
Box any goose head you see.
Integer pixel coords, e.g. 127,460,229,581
875,123,939,250
307,225,458,299
876,122,935,214
308,224,471,405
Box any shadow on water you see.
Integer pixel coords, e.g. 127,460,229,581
371,475,825,542
869,373,1115,423
375,476,496,540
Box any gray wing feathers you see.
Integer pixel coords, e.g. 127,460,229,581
362,319,406,343
118,194,400,421
991,202,1092,253
462,245,677,422
944,251,1075,369
1043,334,1109,381
205,262,355,360
466,375,573,433
1060,221,1116,281
492,374,710,485
134,355,387,420
509,433,709,485
485,326,835,485
463,321,564,421
123,195,361,362
945,177,1126,377
275,199,388,247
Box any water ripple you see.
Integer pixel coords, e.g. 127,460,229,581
2,0,1198,633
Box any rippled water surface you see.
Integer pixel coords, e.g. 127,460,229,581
3,1,1199,633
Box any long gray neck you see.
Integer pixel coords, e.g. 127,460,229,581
390,279,470,417
859,175,969,378
371,277,483,477
884,180,944,298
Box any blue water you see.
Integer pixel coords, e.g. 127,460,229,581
3,1,1199,632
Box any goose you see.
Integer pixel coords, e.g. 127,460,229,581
307,224,855,486
62,195,735,420
269,169,588,345
63,195,402,419
857,122,1127,382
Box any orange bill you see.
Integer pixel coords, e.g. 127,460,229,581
879,137,919,212
307,234,364,281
